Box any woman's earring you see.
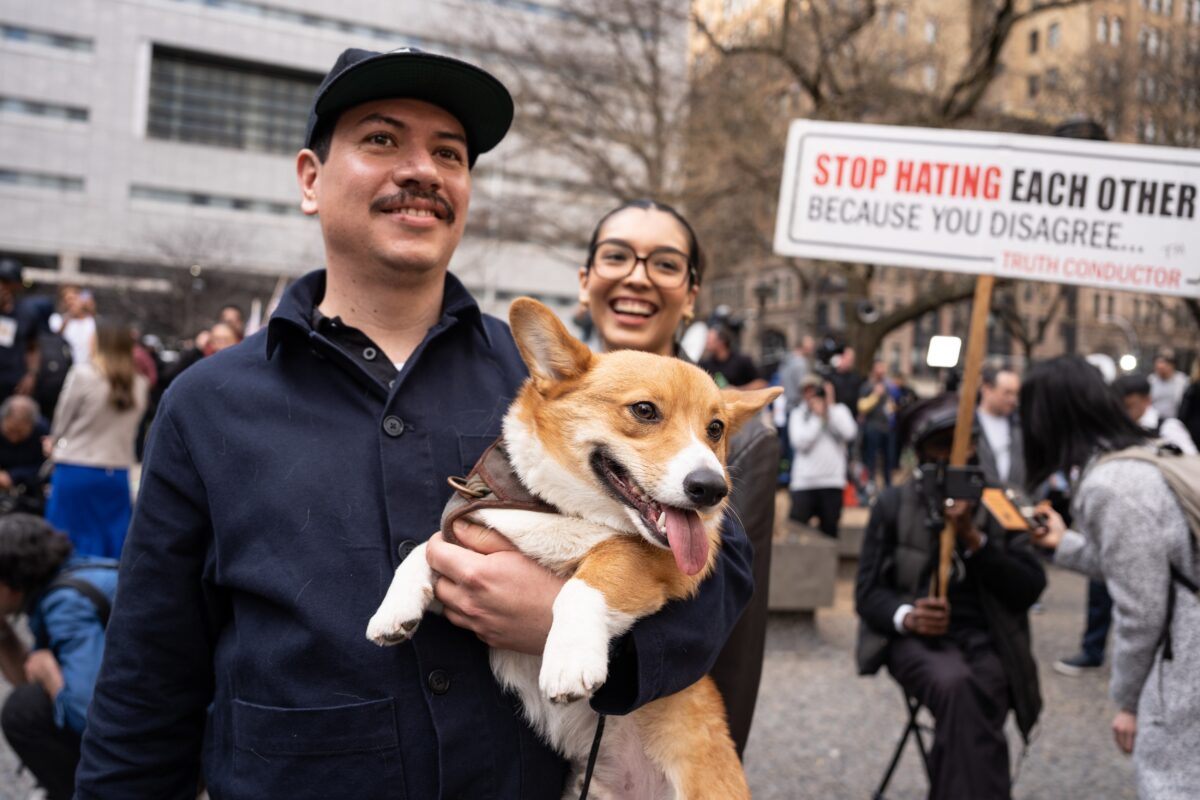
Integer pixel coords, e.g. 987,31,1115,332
682,311,694,325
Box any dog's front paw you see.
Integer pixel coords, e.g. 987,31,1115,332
366,543,435,646
365,585,432,646
539,640,608,704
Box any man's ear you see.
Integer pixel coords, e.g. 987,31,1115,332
509,298,593,387
721,387,783,434
297,149,321,216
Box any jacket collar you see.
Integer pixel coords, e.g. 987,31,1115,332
266,269,490,358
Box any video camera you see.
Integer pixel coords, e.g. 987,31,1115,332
812,337,842,382
916,462,986,531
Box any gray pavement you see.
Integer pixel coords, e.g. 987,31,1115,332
1,563,1134,799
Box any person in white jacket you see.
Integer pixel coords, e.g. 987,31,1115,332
789,373,858,538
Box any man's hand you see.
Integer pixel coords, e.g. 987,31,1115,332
24,649,64,699
1030,501,1066,550
903,597,950,637
0,471,12,490
1113,710,1137,754
426,520,566,655
945,499,982,553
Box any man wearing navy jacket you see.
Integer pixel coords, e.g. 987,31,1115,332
76,48,753,799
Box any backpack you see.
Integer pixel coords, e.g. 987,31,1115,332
43,564,118,628
1095,445,1200,659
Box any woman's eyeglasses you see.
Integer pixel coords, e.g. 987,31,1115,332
590,241,693,289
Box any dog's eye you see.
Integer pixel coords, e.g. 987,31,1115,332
706,420,725,441
630,402,660,422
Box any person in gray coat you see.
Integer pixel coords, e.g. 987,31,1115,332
1022,355,1199,800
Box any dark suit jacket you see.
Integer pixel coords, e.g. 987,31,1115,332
975,411,1026,493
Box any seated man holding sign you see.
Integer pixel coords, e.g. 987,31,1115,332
855,394,1046,800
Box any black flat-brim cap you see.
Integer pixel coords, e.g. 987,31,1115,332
304,47,514,168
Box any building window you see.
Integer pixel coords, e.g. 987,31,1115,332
1112,17,1123,43
1029,29,1039,53
1048,22,1061,48
923,64,937,90
1189,0,1200,23
0,23,92,52
147,47,320,156
1028,74,1040,98
925,19,938,44
0,96,88,122
130,185,305,217
1045,67,1060,90
0,168,84,191
1165,0,1174,15
1097,15,1108,42
1149,0,1161,12
895,10,908,35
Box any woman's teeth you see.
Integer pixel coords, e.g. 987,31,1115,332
612,299,655,316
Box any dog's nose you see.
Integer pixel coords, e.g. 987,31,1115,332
683,469,727,507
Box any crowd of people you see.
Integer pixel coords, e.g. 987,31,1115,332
0,45,1195,800
0,262,250,797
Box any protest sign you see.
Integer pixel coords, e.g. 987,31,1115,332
774,121,1200,298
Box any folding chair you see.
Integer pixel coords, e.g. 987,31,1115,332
873,689,933,800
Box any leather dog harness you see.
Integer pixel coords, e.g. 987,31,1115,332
441,439,558,543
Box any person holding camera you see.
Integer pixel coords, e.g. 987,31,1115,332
788,374,857,538
855,394,1046,800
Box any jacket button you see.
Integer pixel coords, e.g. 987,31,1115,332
383,416,405,437
427,669,450,695
363,346,377,361
397,540,417,561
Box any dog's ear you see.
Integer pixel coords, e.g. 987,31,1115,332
509,298,593,386
720,387,783,434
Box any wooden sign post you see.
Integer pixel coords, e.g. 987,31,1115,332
931,274,994,598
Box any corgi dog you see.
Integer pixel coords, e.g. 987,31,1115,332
367,298,779,799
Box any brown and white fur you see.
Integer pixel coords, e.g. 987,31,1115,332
367,298,779,799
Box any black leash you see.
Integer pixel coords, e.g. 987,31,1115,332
579,713,606,800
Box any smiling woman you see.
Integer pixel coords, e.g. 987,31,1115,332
579,200,702,358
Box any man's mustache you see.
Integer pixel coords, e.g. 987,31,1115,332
371,189,455,224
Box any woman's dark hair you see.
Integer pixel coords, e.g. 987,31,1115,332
1020,355,1149,491
0,514,73,594
584,199,706,287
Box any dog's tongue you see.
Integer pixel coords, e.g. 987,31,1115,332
664,506,709,576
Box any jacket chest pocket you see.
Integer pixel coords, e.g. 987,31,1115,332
231,698,405,798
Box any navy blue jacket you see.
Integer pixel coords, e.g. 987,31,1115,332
76,271,753,800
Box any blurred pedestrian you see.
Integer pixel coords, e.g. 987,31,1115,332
46,322,148,558
857,359,898,488
975,364,1026,491
207,321,239,354
218,304,245,340
789,374,856,538
0,514,117,800
55,287,96,372
699,323,765,389
856,394,1045,800
1114,373,1197,454
0,259,39,402
780,334,815,413
0,396,49,512
1024,355,1199,799
828,346,863,412
1148,349,1188,419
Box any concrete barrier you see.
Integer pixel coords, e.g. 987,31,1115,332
768,519,837,612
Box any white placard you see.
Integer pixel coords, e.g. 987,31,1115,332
774,121,1200,298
